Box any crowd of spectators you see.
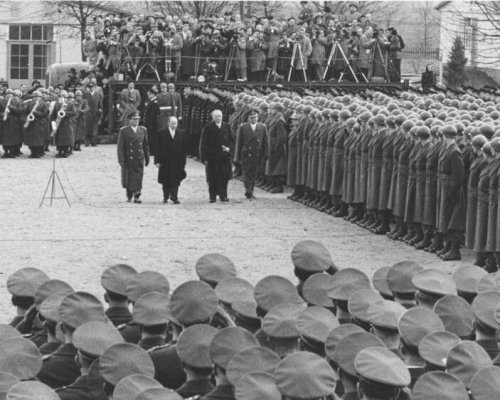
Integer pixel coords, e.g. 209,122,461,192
82,3,404,83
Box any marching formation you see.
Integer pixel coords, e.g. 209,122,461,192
2,241,500,399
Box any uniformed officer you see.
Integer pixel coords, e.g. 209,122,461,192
234,371,280,400
195,253,237,289
446,341,493,388
433,294,474,339
8,381,59,400
417,331,461,371
23,90,49,158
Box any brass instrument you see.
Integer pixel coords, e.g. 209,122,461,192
51,100,67,136
2,97,12,121
24,100,39,129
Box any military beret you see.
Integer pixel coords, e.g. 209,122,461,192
232,299,259,320
59,291,106,329
471,290,500,330
412,371,469,400
470,366,500,400
209,327,258,369
254,276,302,312
387,261,423,295
0,372,20,399
215,278,254,306
367,300,406,331
6,268,49,297
348,289,383,325
433,295,474,338
101,264,137,296
100,343,155,385
234,371,280,400
446,341,493,388
34,279,74,309
412,269,457,298
133,292,172,326
195,253,237,285
135,387,182,400
452,265,487,295
301,273,334,308
355,347,410,387
297,306,339,344
262,303,305,339
0,338,42,380
73,321,124,357
39,292,67,322
170,281,218,326
398,307,445,349
327,268,370,302
177,324,217,368
332,332,385,376
325,324,365,360
291,240,334,273
113,374,162,400
372,267,394,299
418,331,461,368
226,346,280,386
126,271,170,303
0,325,21,340
275,352,337,399
7,381,59,400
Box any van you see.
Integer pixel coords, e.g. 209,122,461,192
45,62,91,88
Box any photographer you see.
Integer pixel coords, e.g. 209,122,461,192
388,28,402,82
211,29,229,77
180,23,196,80
248,30,268,81
358,26,376,80
372,28,389,79
231,28,248,82
161,26,183,80
310,28,328,81
290,27,312,82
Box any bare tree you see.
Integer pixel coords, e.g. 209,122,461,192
147,1,238,20
245,1,285,18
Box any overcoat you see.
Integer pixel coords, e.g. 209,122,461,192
23,99,49,147
404,140,420,223
352,130,365,203
117,125,150,192
234,123,270,182
367,130,384,210
199,121,233,183
466,154,487,249
317,121,331,190
358,129,371,203
74,99,89,142
330,124,346,197
414,141,432,224
474,161,495,252
393,136,412,218
322,123,338,192
437,141,466,234
286,121,299,186
423,141,442,227
308,122,323,189
155,128,187,187
1,98,23,146
265,116,287,176
358,34,374,69
180,34,196,76
53,102,77,147
378,132,395,211
143,97,160,157
344,131,358,203
341,129,355,202
486,160,500,252
387,130,405,210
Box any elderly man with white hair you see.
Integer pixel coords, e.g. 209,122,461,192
199,109,233,203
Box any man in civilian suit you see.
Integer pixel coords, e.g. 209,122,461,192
234,108,270,200
155,116,187,204
199,109,232,203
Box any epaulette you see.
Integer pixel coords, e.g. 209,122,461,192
117,323,127,330
42,354,52,361
147,343,171,352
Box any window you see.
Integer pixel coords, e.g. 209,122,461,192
9,25,53,42
462,18,476,49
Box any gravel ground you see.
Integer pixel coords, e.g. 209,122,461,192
0,144,473,322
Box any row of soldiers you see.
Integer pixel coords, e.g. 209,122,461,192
2,241,500,399
0,83,103,159
183,85,500,264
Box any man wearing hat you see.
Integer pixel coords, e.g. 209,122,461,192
436,125,466,260
234,109,270,200
264,102,288,194
117,111,150,203
199,109,233,203
52,90,77,158
73,89,89,152
23,90,49,158
83,81,102,147
1,89,23,158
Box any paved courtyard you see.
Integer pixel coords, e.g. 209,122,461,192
0,145,472,322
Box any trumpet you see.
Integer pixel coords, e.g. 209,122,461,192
24,100,39,129
2,97,12,121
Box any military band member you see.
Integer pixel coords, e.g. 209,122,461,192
23,90,49,158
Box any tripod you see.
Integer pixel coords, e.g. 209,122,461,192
288,41,308,82
323,40,361,83
367,42,390,82
39,151,71,208
265,56,278,82
224,43,237,81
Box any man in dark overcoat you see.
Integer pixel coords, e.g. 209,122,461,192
155,116,187,204
1,90,23,158
52,91,77,158
265,102,288,193
83,82,102,146
143,89,160,157
234,109,270,200
117,112,150,203
199,109,232,203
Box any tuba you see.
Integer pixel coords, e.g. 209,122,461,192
2,97,12,121
24,100,39,129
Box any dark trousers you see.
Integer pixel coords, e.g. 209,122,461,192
244,178,255,196
208,177,228,201
163,185,179,201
